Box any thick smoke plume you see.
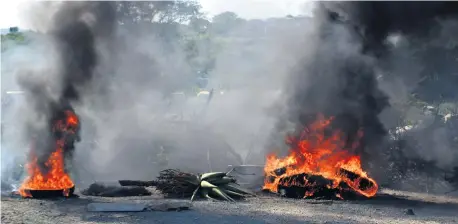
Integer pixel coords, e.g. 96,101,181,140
278,2,458,189
15,2,116,174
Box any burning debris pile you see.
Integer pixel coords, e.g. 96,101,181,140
265,2,458,198
262,2,391,200
264,115,378,199
18,108,80,198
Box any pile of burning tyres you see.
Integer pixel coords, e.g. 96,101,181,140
16,109,80,198
263,115,378,200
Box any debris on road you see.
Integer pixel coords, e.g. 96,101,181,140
154,169,255,201
82,182,151,197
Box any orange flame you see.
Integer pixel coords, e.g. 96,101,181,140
18,110,79,197
263,114,378,198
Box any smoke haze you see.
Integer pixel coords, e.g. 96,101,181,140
2,1,301,188
2,1,458,194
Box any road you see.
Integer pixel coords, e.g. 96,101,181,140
1,189,458,224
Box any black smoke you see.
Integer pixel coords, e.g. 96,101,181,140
17,2,116,175
279,1,458,182
322,2,458,56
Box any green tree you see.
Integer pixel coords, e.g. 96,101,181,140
116,1,203,25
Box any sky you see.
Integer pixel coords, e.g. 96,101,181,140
0,0,313,29
200,0,313,19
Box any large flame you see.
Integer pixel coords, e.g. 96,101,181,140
18,110,79,197
263,114,378,198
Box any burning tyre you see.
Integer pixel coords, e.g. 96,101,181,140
263,115,378,199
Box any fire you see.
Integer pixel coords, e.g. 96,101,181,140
18,110,79,197
263,114,378,198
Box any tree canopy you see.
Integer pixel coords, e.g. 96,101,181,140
115,1,203,25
